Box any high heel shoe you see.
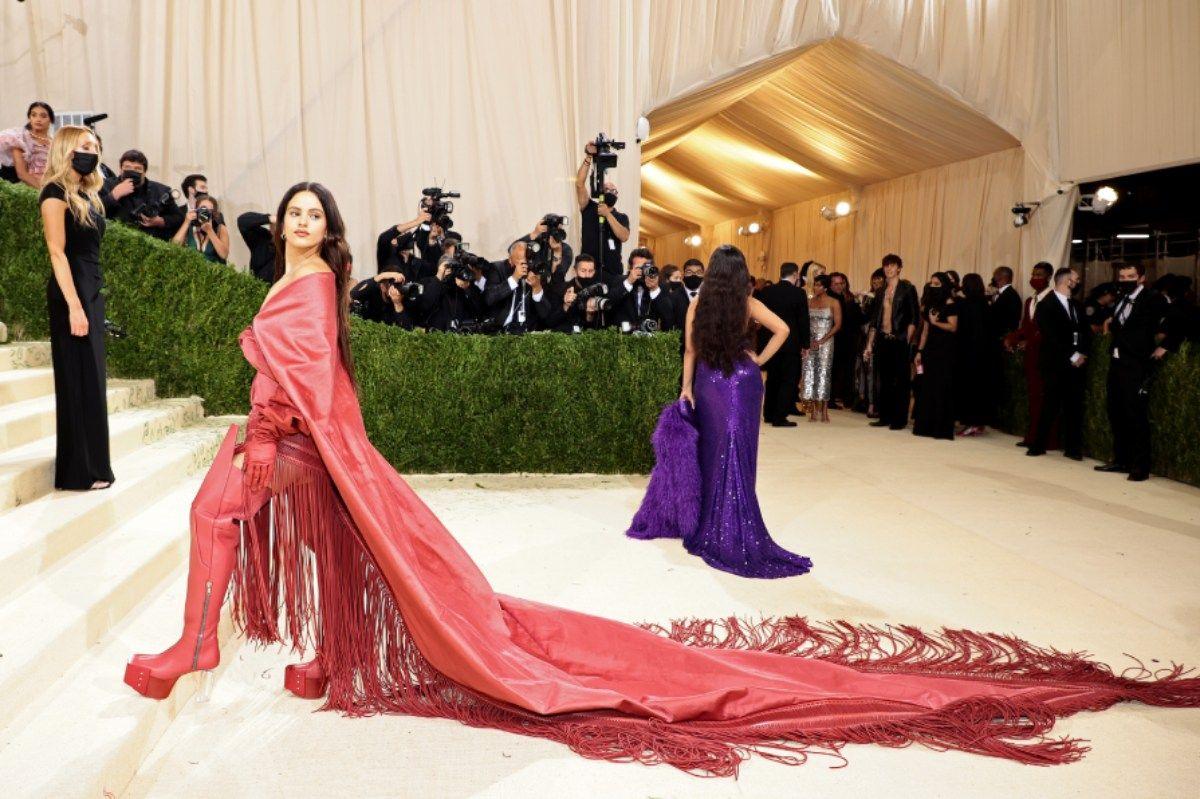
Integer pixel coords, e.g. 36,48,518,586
284,658,328,699
125,425,246,701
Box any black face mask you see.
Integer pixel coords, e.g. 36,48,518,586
602,192,618,207
576,275,596,287
683,275,702,291
666,282,682,293
1117,279,1138,295
71,151,99,175
122,169,144,186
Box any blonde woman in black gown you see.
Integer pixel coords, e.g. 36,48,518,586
38,125,114,490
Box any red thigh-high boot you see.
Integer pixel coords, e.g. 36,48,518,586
124,424,258,700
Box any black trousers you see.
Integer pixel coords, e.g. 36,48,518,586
876,336,911,428
763,350,801,422
1106,357,1152,473
1034,364,1084,455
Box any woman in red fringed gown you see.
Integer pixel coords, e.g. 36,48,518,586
125,182,1200,777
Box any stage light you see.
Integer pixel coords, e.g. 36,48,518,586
1116,233,1149,240
685,234,702,247
1094,185,1118,212
748,222,762,234
835,200,851,217
1079,186,1118,215
1011,204,1032,227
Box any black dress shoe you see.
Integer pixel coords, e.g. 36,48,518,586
889,424,907,431
1127,471,1150,482
1015,441,1030,448
1025,448,1046,456
787,406,805,417
771,419,798,428
1064,451,1083,461
870,420,889,427
1094,464,1130,473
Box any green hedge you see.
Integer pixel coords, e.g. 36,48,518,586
0,181,678,473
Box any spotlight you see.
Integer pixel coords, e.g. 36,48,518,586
1078,186,1118,215
835,200,851,217
748,222,761,234
819,205,837,221
1010,201,1041,228
685,234,702,247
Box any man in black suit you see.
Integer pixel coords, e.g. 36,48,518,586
483,240,554,333
986,265,1023,424
1027,268,1090,460
1095,262,1174,481
756,262,810,426
864,253,920,430
613,248,671,331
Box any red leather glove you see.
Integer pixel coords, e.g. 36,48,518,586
242,409,277,493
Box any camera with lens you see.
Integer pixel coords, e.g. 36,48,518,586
540,213,568,242
642,261,659,280
421,186,460,231
442,257,476,285
592,132,626,172
131,189,174,221
195,206,213,225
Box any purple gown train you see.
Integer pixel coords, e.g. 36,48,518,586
628,356,812,578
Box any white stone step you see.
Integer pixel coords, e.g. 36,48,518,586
0,395,205,511
0,564,241,799
0,322,7,343
0,366,54,405
0,436,237,735
0,416,243,605
0,341,51,372
0,377,156,453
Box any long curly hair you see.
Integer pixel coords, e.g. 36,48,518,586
692,244,752,375
271,182,356,385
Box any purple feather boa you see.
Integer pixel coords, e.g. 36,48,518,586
626,400,701,541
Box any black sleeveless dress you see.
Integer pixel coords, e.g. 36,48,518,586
40,182,115,489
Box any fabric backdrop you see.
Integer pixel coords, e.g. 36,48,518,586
3,0,1196,279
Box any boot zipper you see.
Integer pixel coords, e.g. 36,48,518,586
191,580,213,670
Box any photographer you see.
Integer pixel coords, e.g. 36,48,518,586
101,149,183,241
350,271,412,324
484,241,553,333
575,139,630,278
171,193,230,264
237,210,276,283
418,253,486,332
614,248,670,333
542,253,618,332
180,173,208,211
523,213,575,285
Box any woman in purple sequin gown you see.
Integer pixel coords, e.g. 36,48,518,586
628,245,812,579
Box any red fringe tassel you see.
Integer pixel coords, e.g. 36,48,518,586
229,437,1200,778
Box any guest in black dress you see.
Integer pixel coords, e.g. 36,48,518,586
912,273,958,440
37,125,114,490
954,273,992,435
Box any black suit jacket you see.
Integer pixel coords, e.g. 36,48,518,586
988,286,1023,340
755,280,809,354
483,261,552,331
1034,292,1091,375
1109,288,1169,363
870,279,920,339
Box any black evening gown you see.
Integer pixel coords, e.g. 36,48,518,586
39,183,115,489
953,296,992,427
913,304,957,440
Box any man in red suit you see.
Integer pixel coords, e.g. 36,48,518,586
1005,262,1055,449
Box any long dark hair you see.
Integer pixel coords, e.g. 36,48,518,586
692,244,752,375
25,101,54,130
272,182,356,384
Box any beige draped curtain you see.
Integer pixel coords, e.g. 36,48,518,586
3,0,1196,279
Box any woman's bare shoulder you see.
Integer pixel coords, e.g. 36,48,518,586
295,261,335,277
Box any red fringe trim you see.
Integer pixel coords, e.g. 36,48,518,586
229,437,1200,778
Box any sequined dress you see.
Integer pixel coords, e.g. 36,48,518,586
683,356,813,578
802,305,835,401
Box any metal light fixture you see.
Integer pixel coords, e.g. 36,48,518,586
1078,185,1119,215
748,221,762,234
835,200,851,217
1011,201,1041,228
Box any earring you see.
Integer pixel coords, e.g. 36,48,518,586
281,233,286,240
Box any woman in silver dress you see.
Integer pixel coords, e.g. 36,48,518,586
801,274,842,423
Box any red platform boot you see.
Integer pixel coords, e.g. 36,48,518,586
284,658,328,699
124,425,249,700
